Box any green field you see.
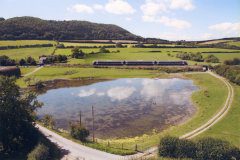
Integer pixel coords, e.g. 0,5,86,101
0,40,56,46
20,67,37,75
227,41,240,47
198,84,240,147
0,47,55,60
0,40,240,66
54,47,240,65
61,42,116,47
17,67,163,87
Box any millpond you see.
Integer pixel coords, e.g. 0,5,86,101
37,78,198,138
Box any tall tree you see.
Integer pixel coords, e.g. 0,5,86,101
0,76,42,153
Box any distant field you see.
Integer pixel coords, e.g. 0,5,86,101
0,47,55,60
54,47,240,65
227,41,240,47
0,40,239,65
0,40,56,46
20,67,37,75
198,39,233,45
61,42,116,47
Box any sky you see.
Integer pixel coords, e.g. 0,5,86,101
0,0,240,40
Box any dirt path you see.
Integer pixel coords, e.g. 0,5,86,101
37,71,234,160
180,71,234,139
23,66,43,77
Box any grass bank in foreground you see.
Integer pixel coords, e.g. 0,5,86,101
198,84,240,147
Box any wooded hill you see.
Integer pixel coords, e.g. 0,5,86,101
0,17,143,41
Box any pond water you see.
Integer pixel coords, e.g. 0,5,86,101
37,78,198,138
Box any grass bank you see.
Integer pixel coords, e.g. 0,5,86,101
197,84,240,147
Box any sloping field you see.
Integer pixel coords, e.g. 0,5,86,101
0,47,55,60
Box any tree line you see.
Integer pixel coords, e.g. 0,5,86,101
0,17,141,41
0,44,53,50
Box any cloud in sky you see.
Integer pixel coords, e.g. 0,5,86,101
67,4,94,14
209,22,240,34
68,0,135,15
105,0,135,15
143,15,191,29
140,0,194,29
65,0,239,40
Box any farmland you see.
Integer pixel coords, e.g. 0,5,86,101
1,40,240,66
0,47,54,60
1,40,240,156
0,40,56,46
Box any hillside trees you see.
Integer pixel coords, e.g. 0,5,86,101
0,17,141,40
0,76,42,153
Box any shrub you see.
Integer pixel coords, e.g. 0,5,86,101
99,47,110,53
27,143,49,160
159,136,240,160
195,138,240,160
224,58,240,65
70,124,89,142
26,56,37,66
159,137,196,158
0,55,16,66
204,55,220,63
71,47,85,59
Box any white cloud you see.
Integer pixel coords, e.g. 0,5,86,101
201,33,214,40
105,0,135,15
159,16,191,29
78,89,96,97
209,22,240,33
68,1,135,15
143,15,191,29
169,0,195,11
68,4,94,14
107,86,136,101
93,4,104,10
140,0,194,29
141,0,168,17
159,32,192,40
125,17,132,21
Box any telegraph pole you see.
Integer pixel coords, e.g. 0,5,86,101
92,105,95,142
79,110,82,126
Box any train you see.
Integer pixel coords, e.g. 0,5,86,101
93,60,188,66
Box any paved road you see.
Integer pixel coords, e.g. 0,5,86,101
38,71,234,160
23,66,43,77
37,125,123,160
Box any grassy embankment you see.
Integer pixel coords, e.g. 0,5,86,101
198,84,240,147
